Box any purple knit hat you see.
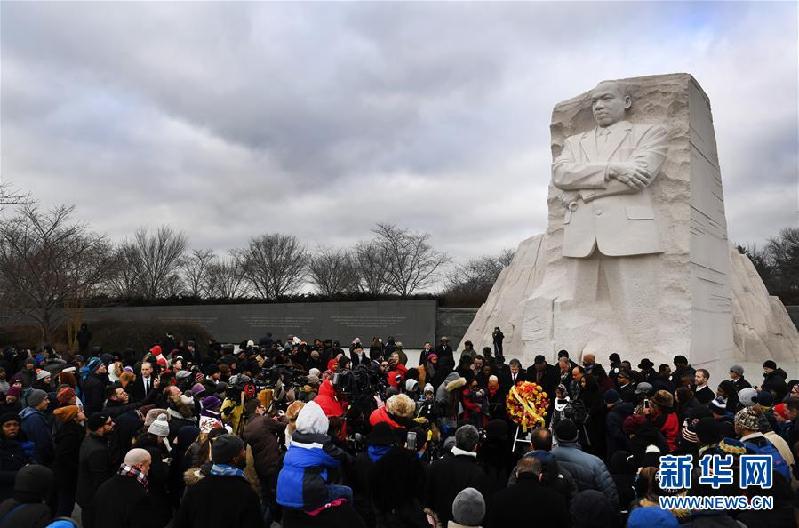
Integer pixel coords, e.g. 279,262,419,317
201,395,221,412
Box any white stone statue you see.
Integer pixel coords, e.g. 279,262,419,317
553,81,668,258
460,74,799,383
545,80,672,360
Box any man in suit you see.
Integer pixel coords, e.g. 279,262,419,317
551,80,669,356
527,355,560,398
502,358,527,393
130,362,156,402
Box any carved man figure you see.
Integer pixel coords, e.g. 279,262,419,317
548,80,669,357
553,81,668,257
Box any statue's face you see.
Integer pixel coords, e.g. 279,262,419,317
591,82,631,127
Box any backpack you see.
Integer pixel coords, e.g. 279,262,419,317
743,437,791,482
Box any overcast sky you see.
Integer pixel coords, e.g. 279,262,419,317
1,2,797,269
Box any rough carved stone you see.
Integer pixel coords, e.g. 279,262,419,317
461,74,799,381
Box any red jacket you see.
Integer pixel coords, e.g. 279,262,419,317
314,380,345,418
658,411,680,452
369,406,402,429
386,364,409,388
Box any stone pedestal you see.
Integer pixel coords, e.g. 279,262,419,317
461,74,799,382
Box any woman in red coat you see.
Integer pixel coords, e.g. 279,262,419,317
648,389,680,452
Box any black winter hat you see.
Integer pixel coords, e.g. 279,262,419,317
212,434,245,465
763,360,777,370
554,419,579,443
695,417,721,445
13,464,53,502
86,413,110,432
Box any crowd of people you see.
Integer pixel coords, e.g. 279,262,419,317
0,327,798,528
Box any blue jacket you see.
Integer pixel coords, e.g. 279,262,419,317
19,407,53,466
276,432,348,510
552,441,618,506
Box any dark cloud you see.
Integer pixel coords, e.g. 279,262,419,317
1,2,796,277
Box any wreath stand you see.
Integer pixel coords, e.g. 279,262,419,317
512,424,533,453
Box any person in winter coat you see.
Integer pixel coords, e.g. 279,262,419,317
92,448,158,528
674,387,702,424
0,413,33,502
19,389,53,466
80,358,108,415
0,464,53,528
369,444,428,528
604,390,633,458
277,401,352,513
173,435,264,528
477,420,515,498
486,457,569,528
314,379,346,418
347,423,398,528
648,390,679,452
551,419,618,507
52,405,85,516
76,413,115,528
370,394,417,436
716,380,741,414
242,403,286,524
425,425,490,527
133,428,171,528
761,360,788,402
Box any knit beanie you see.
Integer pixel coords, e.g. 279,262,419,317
36,369,51,381
56,387,76,405
86,413,110,432
295,400,329,436
211,434,245,465
201,396,222,412
53,405,79,424
148,413,170,437
27,389,47,408
554,419,579,443
738,388,758,407
756,391,774,407
603,389,620,404
144,408,169,428
570,490,614,528
13,464,53,503
734,407,760,432
451,487,485,527
694,417,721,445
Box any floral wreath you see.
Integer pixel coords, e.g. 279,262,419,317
506,381,549,431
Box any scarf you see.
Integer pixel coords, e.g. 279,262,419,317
118,464,148,490
210,463,245,478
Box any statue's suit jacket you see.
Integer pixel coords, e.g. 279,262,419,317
552,120,668,258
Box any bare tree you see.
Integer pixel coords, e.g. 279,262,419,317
445,249,516,298
105,243,144,298
0,204,114,343
206,252,250,299
108,226,187,299
353,241,390,294
371,223,448,296
308,247,359,296
241,234,307,299
183,248,216,298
